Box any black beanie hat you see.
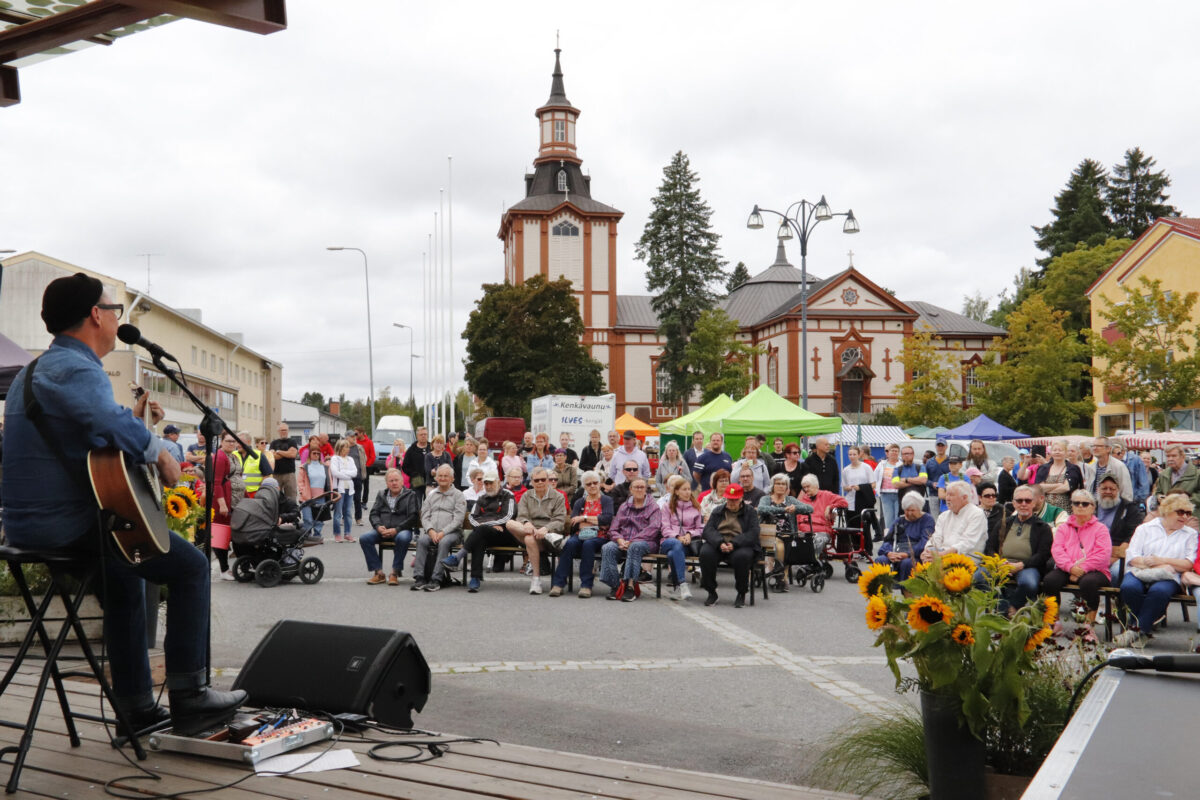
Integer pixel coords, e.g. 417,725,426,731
41,272,105,334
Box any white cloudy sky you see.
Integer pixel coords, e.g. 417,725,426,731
3,1,1198,405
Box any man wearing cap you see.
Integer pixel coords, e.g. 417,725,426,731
1,273,244,736
607,430,650,486
1095,473,1144,580
361,468,419,585
698,483,761,608
935,455,970,513
162,424,185,463
925,441,950,510
444,466,518,592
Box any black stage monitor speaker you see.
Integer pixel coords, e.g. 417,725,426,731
233,620,430,729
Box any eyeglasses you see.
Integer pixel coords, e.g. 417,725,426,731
1071,501,1094,507
624,467,638,472
1013,498,1033,504
980,493,996,499
1174,510,1193,518
96,303,123,317
531,478,547,483
584,481,599,487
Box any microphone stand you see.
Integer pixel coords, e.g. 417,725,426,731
148,351,255,685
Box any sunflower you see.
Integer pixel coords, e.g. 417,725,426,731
951,624,975,646
940,553,976,572
907,596,954,633
1024,625,1054,651
942,567,973,593
1042,596,1059,626
165,494,189,519
911,561,931,579
858,563,896,598
865,595,889,630
173,486,200,506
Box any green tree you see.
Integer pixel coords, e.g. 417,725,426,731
974,296,1094,435
462,275,604,418
894,327,961,428
299,391,325,410
1039,237,1132,333
682,309,764,403
635,151,727,411
1088,277,1200,432
987,267,1038,329
961,291,990,322
1032,158,1115,267
1107,147,1179,239
726,261,751,293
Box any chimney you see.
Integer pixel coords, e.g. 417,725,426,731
328,401,340,416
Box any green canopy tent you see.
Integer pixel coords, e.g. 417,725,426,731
698,385,842,440
657,395,735,455
905,425,951,439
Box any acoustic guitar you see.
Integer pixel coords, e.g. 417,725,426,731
86,383,171,564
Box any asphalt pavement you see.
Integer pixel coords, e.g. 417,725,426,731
205,476,1200,788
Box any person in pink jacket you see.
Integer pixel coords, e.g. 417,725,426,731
1042,488,1112,637
660,481,704,600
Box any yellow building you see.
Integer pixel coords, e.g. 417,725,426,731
0,251,282,438
1087,217,1200,434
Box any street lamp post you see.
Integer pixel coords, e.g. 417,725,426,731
327,246,377,437
392,322,419,408
747,197,859,409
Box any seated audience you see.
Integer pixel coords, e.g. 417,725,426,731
1116,493,1199,646
1041,489,1111,637
796,473,849,552
599,477,662,602
552,448,579,497
922,481,988,563
361,468,419,585
875,492,935,580
1095,473,1144,582
660,479,704,601
655,441,691,496
506,466,568,594
550,471,614,598
758,473,814,591
445,467,517,593
698,469,732,521
699,484,761,608
982,484,1052,612
412,465,467,591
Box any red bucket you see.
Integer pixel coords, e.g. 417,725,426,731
210,522,232,550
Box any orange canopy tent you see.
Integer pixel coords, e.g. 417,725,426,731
613,413,658,440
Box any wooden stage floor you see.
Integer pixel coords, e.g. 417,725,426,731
0,661,861,800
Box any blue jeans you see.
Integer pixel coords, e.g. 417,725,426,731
1000,567,1042,612
600,540,657,587
98,531,210,702
300,501,326,537
880,493,899,531
659,537,695,584
1120,573,1179,633
359,529,413,573
553,535,607,589
332,492,353,536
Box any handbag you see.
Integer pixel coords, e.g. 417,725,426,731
578,526,599,540
543,532,565,552
1130,566,1177,583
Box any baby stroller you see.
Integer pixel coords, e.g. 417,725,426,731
230,484,327,588
826,507,876,583
764,510,828,593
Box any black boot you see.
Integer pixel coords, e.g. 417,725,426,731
169,687,248,736
116,700,171,738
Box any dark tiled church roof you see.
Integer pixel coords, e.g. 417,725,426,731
907,301,1005,336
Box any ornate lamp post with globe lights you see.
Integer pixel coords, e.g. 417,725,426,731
747,197,859,410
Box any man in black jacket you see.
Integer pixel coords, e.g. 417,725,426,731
1095,474,1144,582
699,484,761,608
443,468,517,592
983,484,1053,611
801,437,840,493
401,426,432,496
362,469,421,585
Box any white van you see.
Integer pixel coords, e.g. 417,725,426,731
372,415,416,473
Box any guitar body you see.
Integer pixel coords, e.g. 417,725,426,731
87,447,171,564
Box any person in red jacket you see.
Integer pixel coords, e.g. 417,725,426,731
356,427,377,511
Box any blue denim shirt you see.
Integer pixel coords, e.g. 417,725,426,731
1,336,163,547
1124,451,1150,503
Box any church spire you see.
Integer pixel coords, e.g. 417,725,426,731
534,44,581,166
544,47,571,108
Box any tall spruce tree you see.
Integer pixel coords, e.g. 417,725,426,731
1032,159,1116,268
1107,147,1178,239
635,151,727,411
726,261,751,293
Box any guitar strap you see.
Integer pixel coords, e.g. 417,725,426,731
22,355,114,532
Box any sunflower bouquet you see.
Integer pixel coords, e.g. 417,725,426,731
860,552,1058,738
161,482,204,542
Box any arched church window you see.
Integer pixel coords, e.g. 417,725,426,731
557,170,568,192
767,353,778,393
552,221,579,236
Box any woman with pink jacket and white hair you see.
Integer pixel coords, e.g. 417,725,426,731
1041,488,1112,637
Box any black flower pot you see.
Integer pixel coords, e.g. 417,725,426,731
920,690,985,800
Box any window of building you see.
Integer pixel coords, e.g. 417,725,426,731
210,354,217,371
557,170,567,192
219,358,224,376
1100,414,1132,436
191,346,197,365
654,364,670,403
552,221,579,236
767,354,779,393
1168,409,1197,431
201,349,207,369
554,119,565,142
964,365,982,405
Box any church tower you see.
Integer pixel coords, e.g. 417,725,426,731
499,47,623,383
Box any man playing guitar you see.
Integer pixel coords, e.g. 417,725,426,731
1,272,244,736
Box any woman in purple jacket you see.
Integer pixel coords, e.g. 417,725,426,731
660,480,703,601
599,477,662,601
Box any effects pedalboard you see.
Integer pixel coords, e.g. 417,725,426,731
148,711,334,765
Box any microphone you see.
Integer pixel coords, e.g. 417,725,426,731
1107,649,1200,673
117,324,176,362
